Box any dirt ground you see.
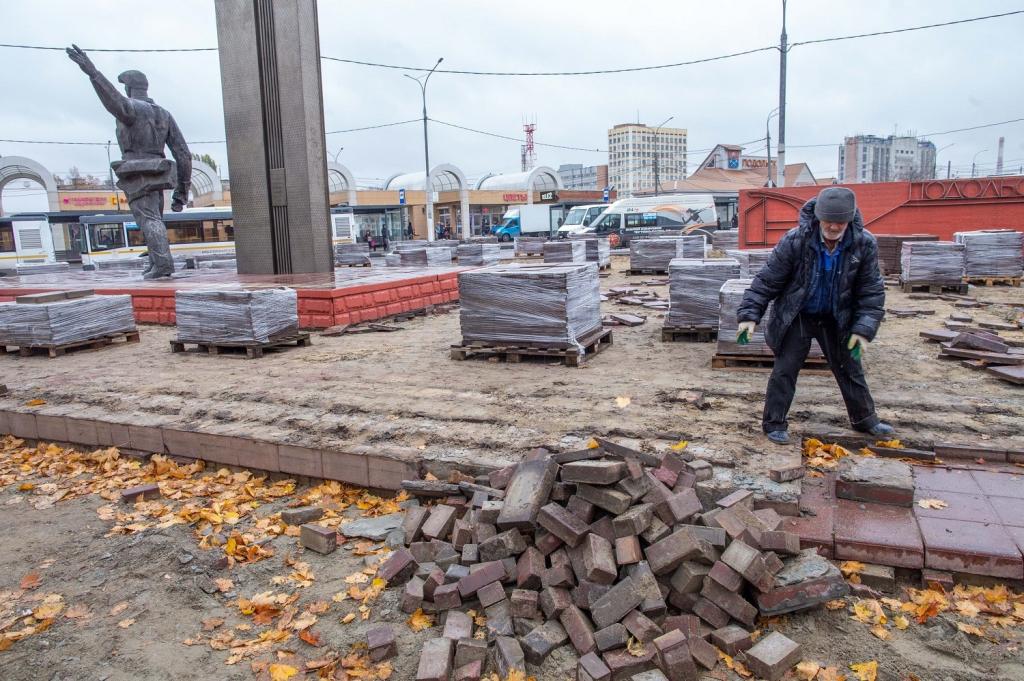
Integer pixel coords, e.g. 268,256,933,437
2,255,1024,680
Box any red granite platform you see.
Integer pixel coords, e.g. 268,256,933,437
0,266,465,329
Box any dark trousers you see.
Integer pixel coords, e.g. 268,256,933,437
763,313,880,433
129,191,174,276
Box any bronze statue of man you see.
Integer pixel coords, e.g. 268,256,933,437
67,44,191,279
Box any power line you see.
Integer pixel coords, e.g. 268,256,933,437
430,119,607,152
0,43,216,53
787,116,1024,149
789,10,1024,49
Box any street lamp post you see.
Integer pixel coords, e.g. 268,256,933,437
971,149,988,178
331,147,344,164
935,143,954,179
765,108,779,187
405,57,444,241
776,0,788,188
653,116,673,196
106,140,122,211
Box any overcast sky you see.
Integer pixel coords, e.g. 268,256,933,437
2,0,1023,212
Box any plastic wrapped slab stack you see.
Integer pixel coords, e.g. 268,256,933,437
468,235,499,244
395,240,429,251
384,254,402,267
95,257,147,271
543,240,586,264
712,230,739,250
716,279,774,356
900,241,965,284
0,292,135,347
514,236,547,256
953,230,1024,278
398,248,453,267
874,234,937,275
15,262,71,276
629,235,705,271
667,258,741,328
725,248,774,277
335,242,370,266
457,263,602,348
174,288,298,344
581,237,611,267
456,243,501,267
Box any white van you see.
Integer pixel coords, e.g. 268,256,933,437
556,204,609,238
581,194,718,246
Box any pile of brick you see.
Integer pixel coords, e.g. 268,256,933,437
377,439,847,681
874,234,937,276
174,288,298,344
544,240,587,265
0,290,136,347
899,241,965,284
666,258,741,329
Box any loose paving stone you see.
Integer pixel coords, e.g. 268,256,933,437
559,604,597,654
707,561,743,592
665,489,703,525
700,578,757,626
836,456,914,507
479,500,503,524
656,633,699,681
458,560,506,597
834,499,924,568
692,597,730,629
300,524,337,555
632,671,669,681
497,458,559,529
520,619,569,665
422,505,458,540
561,460,627,485
453,660,482,681
594,622,630,652
454,638,488,668
917,516,1024,579
719,540,766,584
567,495,597,523
279,505,323,525
510,588,540,619
434,582,463,610
613,503,654,537
538,502,592,547
770,464,805,483
622,609,663,642
340,512,404,540
582,533,618,584
485,599,515,638
742,631,801,681
416,637,453,681
590,576,647,629
921,568,955,590
402,576,425,613
477,581,507,608
516,546,545,589
716,489,754,509
756,549,850,616
367,624,397,661
603,646,656,679
758,530,801,555
641,516,673,544
479,528,527,562
493,636,526,678
121,483,161,504
615,535,642,565
710,624,753,656
661,614,701,639
753,508,784,532
462,543,479,565
578,651,612,681
573,580,610,610
669,561,710,594
540,586,573,619
576,483,633,515
443,610,474,640
542,563,576,589
646,527,702,575
687,635,719,670
857,563,896,592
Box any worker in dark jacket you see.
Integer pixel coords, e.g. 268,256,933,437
736,186,894,444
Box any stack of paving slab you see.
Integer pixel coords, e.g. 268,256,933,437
0,290,135,348
874,234,937,275
335,242,370,266
14,262,70,276
399,247,453,267
667,258,741,329
457,243,502,267
515,236,548,256
382,438,842,681
543,240,587,264
174,287,298,344
94,257,147,271
457,263,601,348
724,249,773,278
580,237,611,268
630,236,705,271
953,229,1024,278
711,230,739,250
899,241,965,284
716,279,774,356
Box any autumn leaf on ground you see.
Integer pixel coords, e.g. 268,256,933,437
586,438,600,449
818,668,846,681
870,624,890,640
826,599,848,610
19,571,42,590
25,398,46,407
268,664,298,681
65,604,90,620
956,600,981,617
201,617,224,631
850,660,878,681
626,636,646,657
214,578,234,593
670,441,689,451
341,613,356,624
117,618,136,628
109,601,130,616
956,622,986,637
874,439,903,449
852,599,886,625
615,395,631,408
407,608,434,632
894,615,909,630
299,628,323,646
795,661,821,680
840,561,865,576
917,498,948,510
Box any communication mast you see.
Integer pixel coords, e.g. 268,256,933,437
521,121,537,171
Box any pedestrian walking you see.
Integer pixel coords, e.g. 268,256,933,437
381,223,390,252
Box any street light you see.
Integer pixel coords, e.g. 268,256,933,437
936,143,954,179
652,116,673,196
404,57,444,241
765,108,780,187
971,149,988,178
331,147,344,164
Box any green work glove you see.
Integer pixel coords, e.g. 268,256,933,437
848,333,867,361
736,321,756,346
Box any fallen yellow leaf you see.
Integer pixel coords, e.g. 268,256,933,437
795,660,821,680
840,561,865,576
894,615,909,630
849,660,878,681
586,438,600,449
615,396,631,408
407,608,434,632
341,613,356,624
25,398,46,407
117,618,136,628
268,663,298,681
214,578,234,593
956,622,985,637
870,624,890,640
917,498,948,510
626,636,646,657
670,441,689,451
874,439,903,449
826,599,848,610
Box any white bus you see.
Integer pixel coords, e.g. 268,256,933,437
78,207,236,266
580,194,718,246
0,213,56,266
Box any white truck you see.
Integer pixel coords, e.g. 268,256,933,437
556,204,609,238
491,205,559,242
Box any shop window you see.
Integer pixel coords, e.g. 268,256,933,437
90,223,126,250
0,224,14,252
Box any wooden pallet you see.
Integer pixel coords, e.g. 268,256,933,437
711,352,831,375
899,280,969,294
7,331,141,358
627,268,669,276
337,262,371,268
450,328,613,367
662,325,718,343
963,276,1021,287
169,332,312,359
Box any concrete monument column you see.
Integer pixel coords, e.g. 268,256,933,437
214,0,333,274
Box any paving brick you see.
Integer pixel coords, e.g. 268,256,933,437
836,457,914,507
685,459,713,480
615,535,642,565
95,420,130,448
652,465,679,489
687,634,719,670
719,540,766,583
622,609,662,642
535,528,564,555
657,632,699,681
972,470,1024,498
443,609,473,640
509,589,539,619
678,524,728,549
665,489,703,525
755,549,850,616
716,489,754,510
434,582,462,609
603,646,655,679
422,567,445,601
477,581,506,608
121,483,160,504
521,619,568,665
416,637,453,681
367,624,397,661
453,660,482,681
563,492,594,519
759,530,801,555
742,631,801,681
589,516,617,546
402,576,425,613
578,651,611,681
489,465,515,490
753,508,784,531
770,463,805,483
782,497,835,558
478,500,503,524
561,460,627,485
669,561,709,595
616,473,653,502
514,546,544,589
485,599,514,638
661,614,701,639
380,547,416,584
560,604,597,654
461,543,479,565
857,563,896,592
493,636,526,678
590,576,646,629
918,516,1024,579
762,551,785,575
281,506,323,526
300,524,337,554
573,580,611,611
479,528,527,562
594,622,629,652
641,516,672,544
834,499,924,568
540,586,573,619
458,560,505,597
542,563,576,589
710,625,753,656
421,504,457,540
917,489,1002,525
612,503,653,537
691,597,729,629
576,483,632,515
920,568,955,590
538,502,591,547
497,457,558,529
912,466,982,494
707,561,743,592
645,527,701,575
581,533,617,585
632,671,669,681
700,578,757,626
454,637,488,668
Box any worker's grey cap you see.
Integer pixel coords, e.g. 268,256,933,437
814,186,857,223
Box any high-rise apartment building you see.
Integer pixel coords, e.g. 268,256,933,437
608,123,687,197
838,135,936,183
557,163,609,191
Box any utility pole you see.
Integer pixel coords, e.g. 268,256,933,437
106,140,122,211
766,108,779,187
776,0,788,188
653,116,673,196
946,160,951,179
405,57,443,241
971,149,988,178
